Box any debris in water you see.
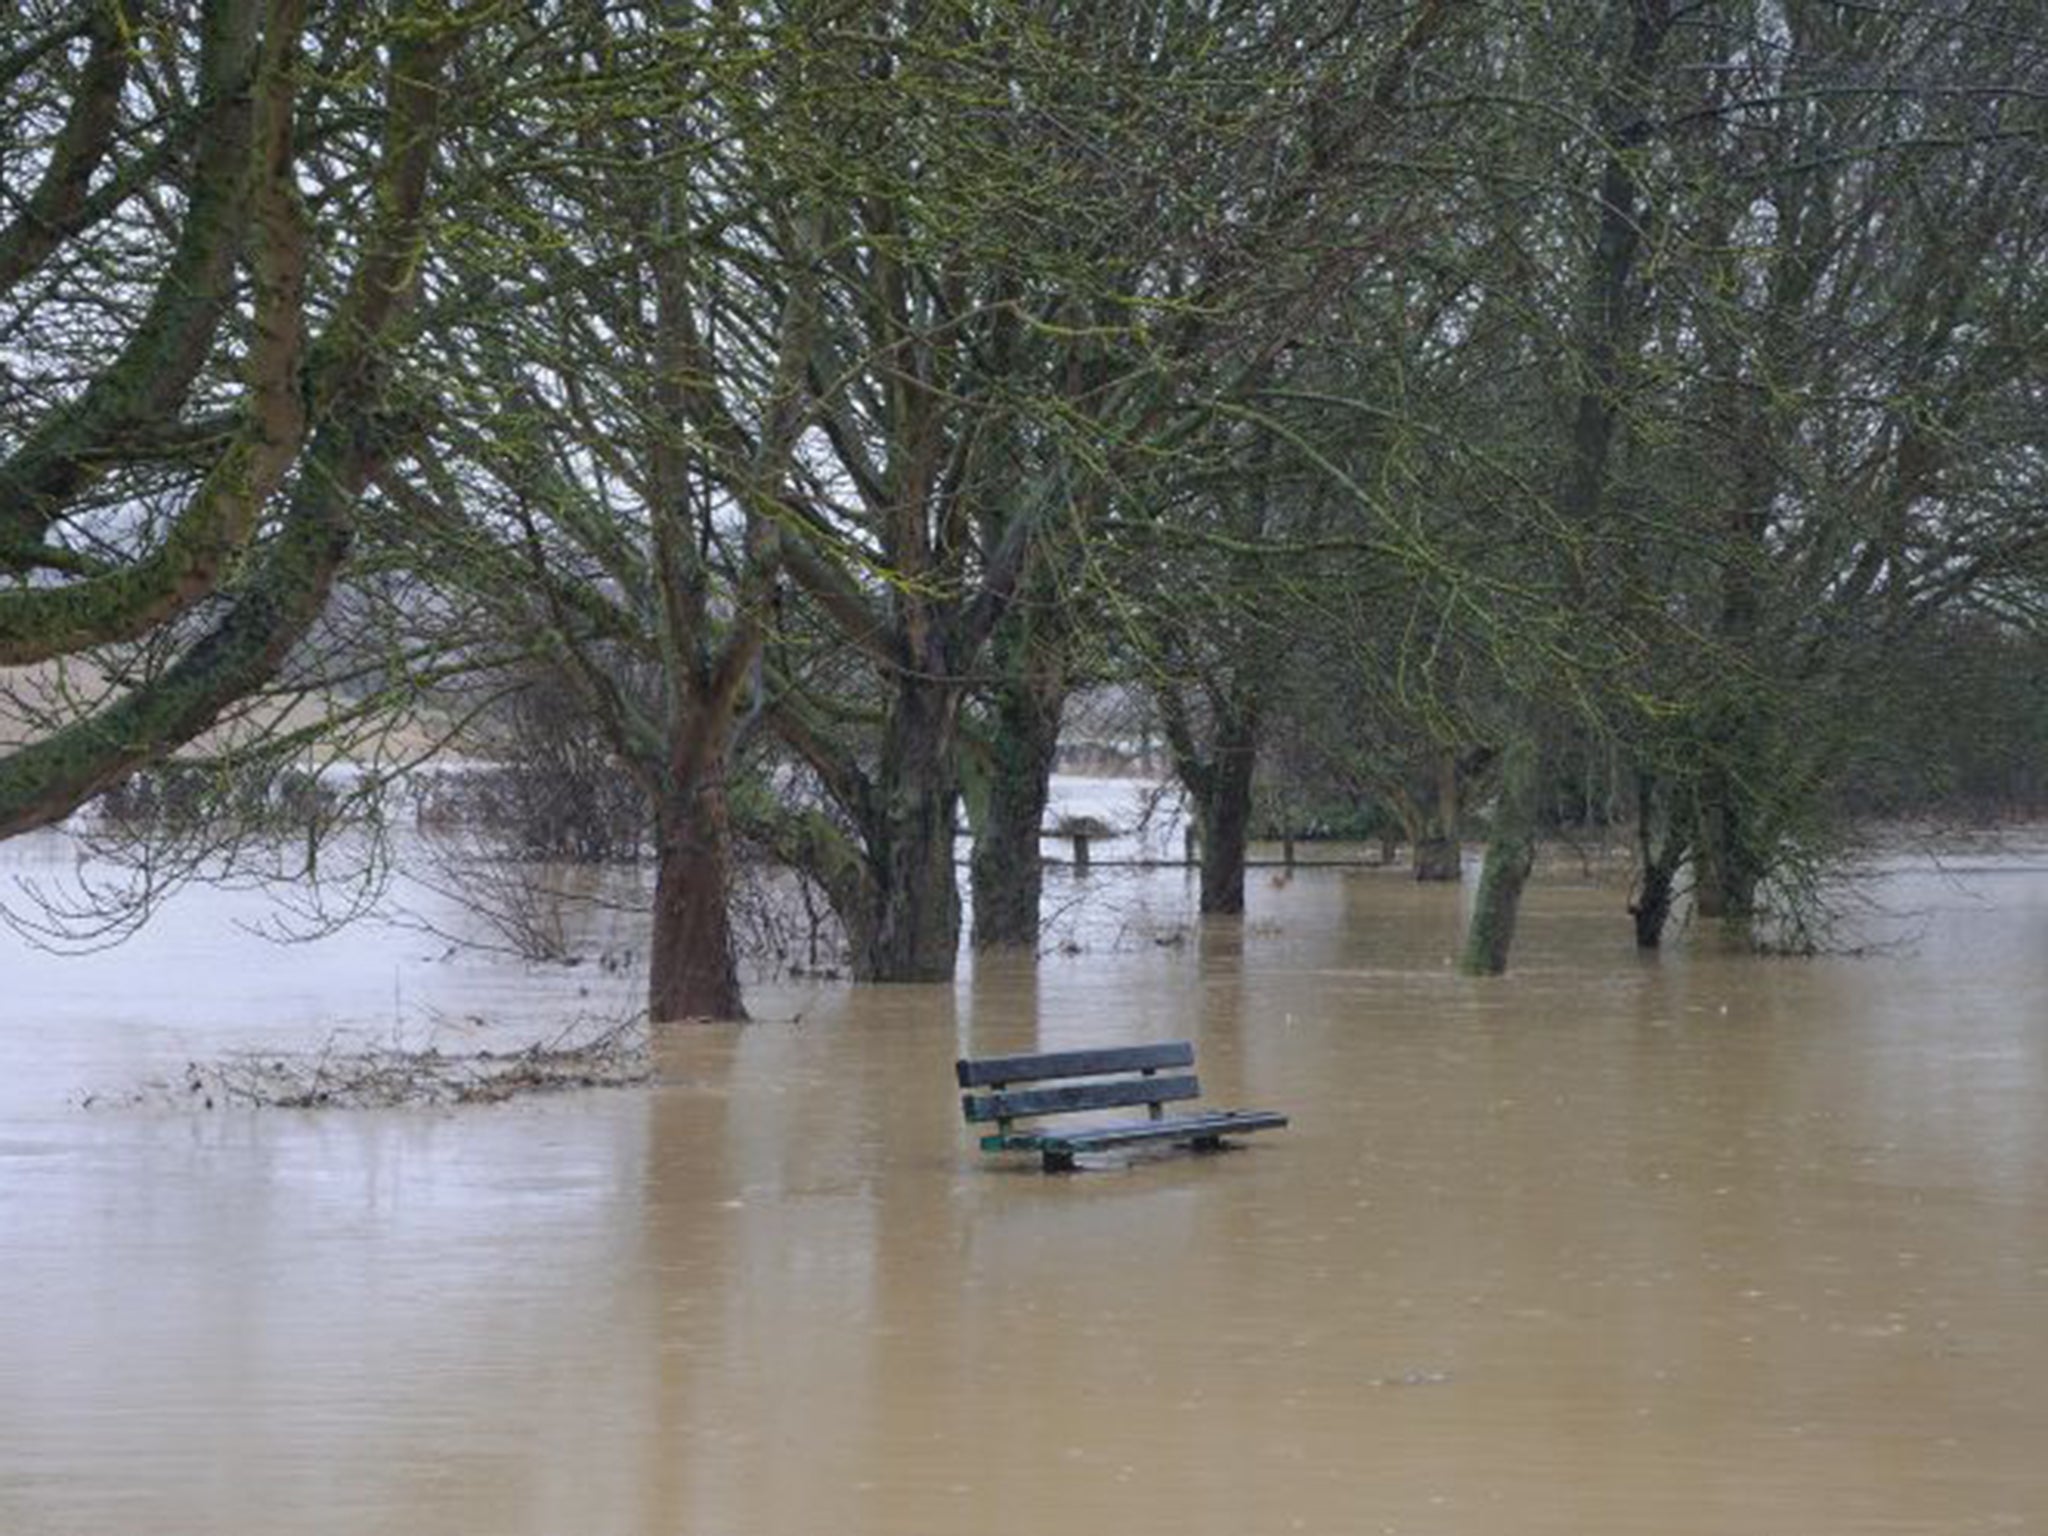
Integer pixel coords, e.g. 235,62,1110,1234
80,1014,649,1110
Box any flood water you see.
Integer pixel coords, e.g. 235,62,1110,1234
3,808,2047,1535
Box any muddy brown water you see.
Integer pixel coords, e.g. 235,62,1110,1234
2,826,2046,1535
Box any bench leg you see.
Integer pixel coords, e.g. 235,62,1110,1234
1042,1149,1077,1173
1190,1135,1224,1153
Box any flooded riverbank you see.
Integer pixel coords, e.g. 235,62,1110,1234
3,818,2046,1534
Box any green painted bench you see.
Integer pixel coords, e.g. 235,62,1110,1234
956,1041,1288,1172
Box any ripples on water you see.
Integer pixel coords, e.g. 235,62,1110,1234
2,812,2045,1535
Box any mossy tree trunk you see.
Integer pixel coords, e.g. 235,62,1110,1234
970,601,1066,949
859,673,966,981
1692,720,1770,928
1460,735,1539,976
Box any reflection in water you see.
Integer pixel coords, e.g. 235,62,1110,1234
2,837,2047,1534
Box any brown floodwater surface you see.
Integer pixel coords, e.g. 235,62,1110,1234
2,827,2046,1534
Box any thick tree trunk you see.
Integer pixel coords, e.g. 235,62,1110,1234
1196,724,1256,916
1631,858,1680,948
970,747,1055,948
648,774,745,1022
970,620,1065,949
1460,736,1539,976
857,796,960,980
855,678,963,982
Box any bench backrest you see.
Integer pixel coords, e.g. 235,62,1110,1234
956,1042,1199,1130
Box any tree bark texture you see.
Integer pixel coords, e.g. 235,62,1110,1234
1692,736,1767,927
1195,716,1257,916
970,612,1065,949
648,775,746,1022
1460,736,1538,976
970,720,1058,948
0,2,138,296
851,676,963,981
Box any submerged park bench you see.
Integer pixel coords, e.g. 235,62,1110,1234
956,1041,1288,1172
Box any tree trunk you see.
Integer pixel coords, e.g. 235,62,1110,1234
970,616,1065,949
648,773,745,1022
857,794,961,980
856,678,963,981
1693,756,1764,928
1413,837,1461,880
1197,722,1256,916
1629,766,1686,949
970,747,1054,947
1695,510,1772,933
1413,748,1463,881
1460,736,1539,976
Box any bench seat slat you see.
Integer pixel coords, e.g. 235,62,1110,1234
979,1109,1289,1154
955,1042,1194,1088
1045,1109,1289,1152
962,1074,1200,1124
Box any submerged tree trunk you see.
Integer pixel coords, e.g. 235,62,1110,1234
1413,838,1461,881
971,760,1050,948
1460,736,1539,976
1195,717,1257,916
1413,748,1463,881
854,676,963,982
1157,678,1261,917
1629,766,1687,949
1694,483,1774,934
648,772,745,1022
856,795,961,981
970,611,1066,949
1693,750,1765,928
970,744,1057,948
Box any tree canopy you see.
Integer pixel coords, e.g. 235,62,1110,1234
6,0,2045,1011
